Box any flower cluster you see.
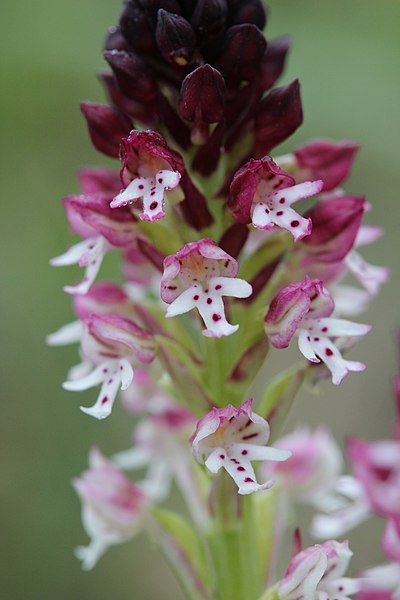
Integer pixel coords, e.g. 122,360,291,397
49,2,394,599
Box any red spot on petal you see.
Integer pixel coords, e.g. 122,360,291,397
241,450,248,456
291,220,299,228
279,198,285,204
265,208,270,213
215,284,222,290
150,191,155,196
322,327,328,332
212,314,221,322
193,295,199,300
276,211,283,216
101,397,108,405
314,337,320,341
224,260,230,268
149,201,158,210
103,368,108,373
219,454,225,460
207,298,212,304
244,477,254,483
325,348,334,356
168,285,177,290
138,184,144,190
237,466,245,472
108,379,113,384
242,432,258,440
158,178,163,184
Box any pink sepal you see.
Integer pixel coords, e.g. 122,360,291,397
64,193,137,246
73,282,130,320
78,167,121,195
294,139,359,191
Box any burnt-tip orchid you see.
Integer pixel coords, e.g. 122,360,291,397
161,239,252,338
110,129,182,222
73,448,149,570
229,156,323,241
191,399,291,494
63,314,156,419
278,540,360,600
265,277,371,385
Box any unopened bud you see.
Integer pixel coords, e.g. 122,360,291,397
156,9,196,66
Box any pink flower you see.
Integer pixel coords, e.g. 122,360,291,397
50,193,137,294
265,427,342,501
191,399,291,494
229,156,323,241
63,314,156,419
278,540,360,600
161,238,252,338
73,448,149,570
265,277,371,384
347,437,400,519
110,129,183,222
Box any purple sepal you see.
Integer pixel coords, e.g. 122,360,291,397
119,0,157,54
179,172,214,230
80,102,133,158
104,50,158,104
218,222,249,259
99,71,156,126
302,196,365,263
218,24,267,85
191,119,225,175
265,277,333,348
73,282,130,321
64,193,136,246
156,9,196,66
259,35,291,91
228,0,267,30
294,139,359,191
78,167,121,196
254,80,303,156
191,0,228,40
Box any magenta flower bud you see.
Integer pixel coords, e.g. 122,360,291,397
110,129,183,222
347,437,400,519
259,35,291,91
228,0,267,30
218,24,267,84
191,0,228,39
119,0,157,54
293,139,359,191
78,167,121,196
229,155,323,241
73,448,149,570
155,9,196,66
104,50,157,103
265,277,371,385
178,64,225,144
80,102,133,158
161,238,252,338
254,80,303,156
302,196,365,263
191,399,291,494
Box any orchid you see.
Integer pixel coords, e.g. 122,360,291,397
48,1,395,598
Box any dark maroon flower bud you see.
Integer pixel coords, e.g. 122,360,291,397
218,222,249,259
136,237,165,272
254,79,303,156
227,0,267,30
179,173,214,230
218,24,267,84
192,119,225,174
104,50,158,103
178,64,225,143
180,0,198,20
119,0,157,54
99,72,156,125
191,0,228,39
259,35,291,92
80,102,133,158
156,9,196,66
302,196,365,262
104,25,130,52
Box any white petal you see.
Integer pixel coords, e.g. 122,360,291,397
63,363,110,391
232,443,291,463
298,328,320,363
64,237,107,296
80,374,122,420
165,285,199,317
204,447,226,474
315,318,371,337
271,180,323,206
110,177,153,208
50,238,96,267
119,359,134,390
210,276,253,299
251,202,275,230
46,320,83,346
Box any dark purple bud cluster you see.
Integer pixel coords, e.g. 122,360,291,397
88,0,298,185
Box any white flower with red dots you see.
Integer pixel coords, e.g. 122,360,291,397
161,239,253,338
228,156,323,241
191,399,291,494
265,277,371,385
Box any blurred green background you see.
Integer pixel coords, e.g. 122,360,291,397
1,1,399,598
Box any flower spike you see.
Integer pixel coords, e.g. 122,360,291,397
191,399,291,494
161,239,252,337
